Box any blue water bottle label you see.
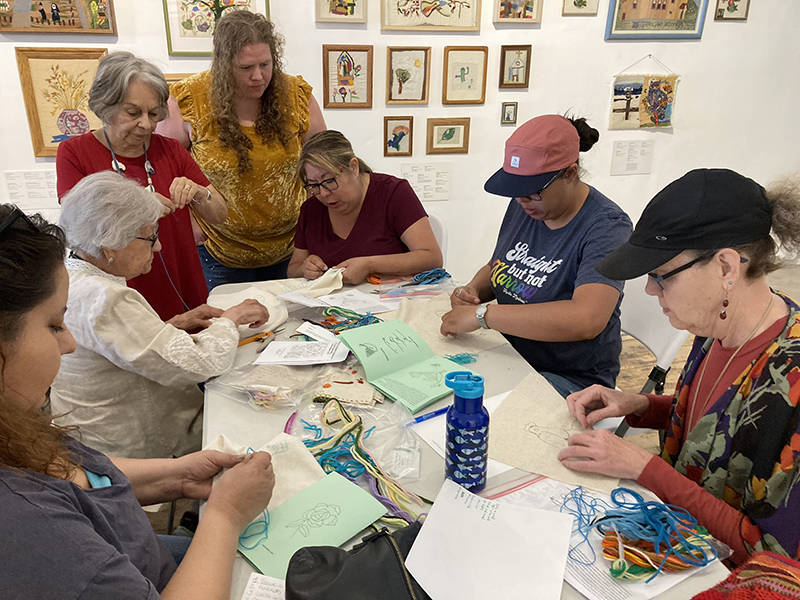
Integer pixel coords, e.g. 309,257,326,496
445,422,488,492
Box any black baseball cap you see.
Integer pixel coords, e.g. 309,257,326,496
595,168,772,280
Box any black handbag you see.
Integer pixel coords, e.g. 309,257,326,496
285,521,432,600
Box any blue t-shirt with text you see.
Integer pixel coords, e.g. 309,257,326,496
490,186,633,388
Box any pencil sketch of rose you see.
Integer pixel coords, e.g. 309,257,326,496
287,503,341,537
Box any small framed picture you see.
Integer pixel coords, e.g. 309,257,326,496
315,0,368,23
382,0,481,30
322,45,373,109
494,0,543,23
714,0,750,20
442,46,488,105
387,47,431,105
384,116,413,157
563,0,600,15
426,118,471,155
501,102,518,125
499,45,531,89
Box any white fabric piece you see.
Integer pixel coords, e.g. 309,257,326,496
51,258,241,459
205,433,326,510
238,268,344,299
206,285,288,337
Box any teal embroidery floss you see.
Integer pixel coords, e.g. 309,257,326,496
444,352,478,365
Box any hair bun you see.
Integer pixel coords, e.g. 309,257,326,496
567,117,600,152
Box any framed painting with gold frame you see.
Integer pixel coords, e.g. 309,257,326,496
381,0,481,31
323,44,373,109
384,116,413,157
15,47,107,157
442,46,488,105
426,117,470,155
387,47,431,105
0,1,117,34
316,0,368,22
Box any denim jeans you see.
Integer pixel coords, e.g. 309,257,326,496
539,371,584,399
197,245,290,293
157,534,192,566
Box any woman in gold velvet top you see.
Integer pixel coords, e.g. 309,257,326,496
159,10,326,290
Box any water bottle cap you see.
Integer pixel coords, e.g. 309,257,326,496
445,371,485,399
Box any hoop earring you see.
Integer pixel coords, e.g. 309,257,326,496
720,284,731,320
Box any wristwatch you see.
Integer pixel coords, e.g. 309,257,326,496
475,305,490,329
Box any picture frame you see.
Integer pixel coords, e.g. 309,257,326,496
493,0,543,23
442,46,488,105
605,0,710,40
315,0,367,23
15,47,107,158
322,45,373,109
714,0,749,20
163,73,195,85
499,45,531,89
501,102,518,125
386,47,431,105
426,118,470,155
162,0,271,57
563,0,600,16
384,116,413,157
0,0,117,34
381,0,481,31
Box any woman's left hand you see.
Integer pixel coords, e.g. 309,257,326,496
177,450,247,500
335,257,373,285
169,176,207,210
167,304,224,331
557,429,653,480
440,305,481,336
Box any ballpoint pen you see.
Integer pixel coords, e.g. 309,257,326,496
413,406,450,424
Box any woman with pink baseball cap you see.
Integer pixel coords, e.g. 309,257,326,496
441,114,632,397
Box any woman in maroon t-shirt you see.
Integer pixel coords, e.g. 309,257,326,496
287,131,442,285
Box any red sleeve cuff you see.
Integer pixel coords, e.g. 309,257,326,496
625,394,673,430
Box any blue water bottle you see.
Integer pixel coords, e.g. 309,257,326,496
444,372,489,493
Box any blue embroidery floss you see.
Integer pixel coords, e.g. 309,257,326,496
238,446,271,549
444,352,479,365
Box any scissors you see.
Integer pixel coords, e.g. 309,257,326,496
237,327,284,348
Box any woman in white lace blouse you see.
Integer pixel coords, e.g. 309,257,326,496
51,172,270,458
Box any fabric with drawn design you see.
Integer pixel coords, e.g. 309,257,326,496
659,294,800,560
171,71,312,269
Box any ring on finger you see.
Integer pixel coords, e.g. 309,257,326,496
184,184,192,190
455,288,462,297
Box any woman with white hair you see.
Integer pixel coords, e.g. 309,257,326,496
56,51,227,321
51,172,269,459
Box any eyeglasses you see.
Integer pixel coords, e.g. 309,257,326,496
648,253,748,291
135,226,160,248
515,168,566,202
0,206,38,239
303,175,339,196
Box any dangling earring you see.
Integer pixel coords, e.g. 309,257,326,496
720,283,731,320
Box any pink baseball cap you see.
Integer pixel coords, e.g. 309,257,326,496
484,115,580,198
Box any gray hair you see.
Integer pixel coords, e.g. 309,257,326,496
59,172,164,258
88,52,169,125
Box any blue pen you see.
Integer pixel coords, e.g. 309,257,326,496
413,406,450,424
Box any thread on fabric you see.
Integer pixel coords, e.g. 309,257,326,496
444,352,479,365
238,447,271,549
302,399,428,524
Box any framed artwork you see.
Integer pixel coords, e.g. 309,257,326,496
714,0,749,20
493,0,543,23
609,74,679,130
563,0,600,15
381,0,481,31
316,0,367,22
15,47,107,158
322,45,373,109
384,116,413,157
162,0,271,57
499,45,531,89
442,46,488,105
605,0,710,39
501,102,518,125
0,0,117,34
163,73,194,85
426,118,470,155
387,47,431,105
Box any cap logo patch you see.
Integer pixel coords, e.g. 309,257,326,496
510,156,520,168
655,235,667,241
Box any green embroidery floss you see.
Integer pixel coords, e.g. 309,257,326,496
445,352,478,365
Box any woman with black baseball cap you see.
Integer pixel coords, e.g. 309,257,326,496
558,168,800,565
440,114,632,397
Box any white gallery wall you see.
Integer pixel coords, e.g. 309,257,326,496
1,0,798,281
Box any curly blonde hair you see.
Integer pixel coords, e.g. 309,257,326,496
211,10,291,174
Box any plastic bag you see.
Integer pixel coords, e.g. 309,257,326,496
377,279,456,303
209,362,325,411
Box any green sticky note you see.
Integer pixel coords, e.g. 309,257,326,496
238,472,387,579
339,321,471,413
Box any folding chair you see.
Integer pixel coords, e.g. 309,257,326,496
427,213,448,269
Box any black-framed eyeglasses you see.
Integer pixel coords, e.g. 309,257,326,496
135,225,160,248
516,168,566,202
648,253,748,291
0,206,37,239
303,175,340,196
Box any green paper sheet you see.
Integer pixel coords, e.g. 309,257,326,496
238,472,387,579
338,321,470,413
